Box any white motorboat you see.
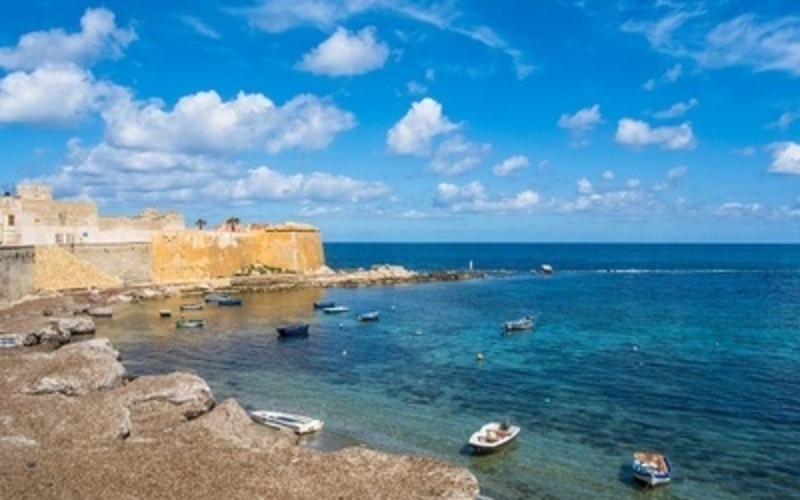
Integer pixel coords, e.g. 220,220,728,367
468,420,521,453
631,451,672,486
503,315,534,332
250,410,324,435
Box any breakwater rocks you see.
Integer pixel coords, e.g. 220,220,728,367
0,337,480,499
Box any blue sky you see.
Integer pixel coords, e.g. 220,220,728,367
1,0,799,242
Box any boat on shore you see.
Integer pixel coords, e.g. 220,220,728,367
323,305,349,314
313,301,336,309
631,451,672,486
175,318,205,328
276,323,310,338
503,315,534,332
357,311,380,322
179,302,204,311
250,410,324,434
159,309,172,318
468,420,520,453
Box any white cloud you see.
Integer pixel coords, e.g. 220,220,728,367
492,155,529,177
209,166,389,202
103,90,355,154
296,26,389,76
435,181,539,213
0,64,119,126
642,63,683,91
712,202,765,217
181,16,221,39
768,109,800,130
667,166,688,182
767,142,800,175
387,97,458,156
558,104,603,134
602,170,615,181
625,7,800,76
615,118,696,150
577,177,593,195
0,7,135,71
430,135,490,175
242,0,530,79
654,98,698,119
47,141,388,206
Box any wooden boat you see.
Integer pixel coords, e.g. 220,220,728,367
503,315,534,332
631,451,672,486
323,305,349,314
216,296,243,306
313,301,336,309
175,318,205,328
159,309,172,318
468,420,521,453
276,323,310,338
179,302,204,311
357,311,380,322
250,410,324,434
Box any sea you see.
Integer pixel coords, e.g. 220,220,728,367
99,243,800,500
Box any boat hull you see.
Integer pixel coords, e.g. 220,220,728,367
276,323,310,337
632,454,672,486
250,410,324,434
468,422,520,453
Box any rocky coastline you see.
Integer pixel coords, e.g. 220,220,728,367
0,265,483,499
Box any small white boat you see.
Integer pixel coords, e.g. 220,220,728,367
180,302,204,311
503,315,534,332
323,305,349,314
631,451,672,486
250,410,324,435
540,263,554,275
468,420,521,453
357,311,380,322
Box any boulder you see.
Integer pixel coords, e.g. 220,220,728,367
55,317,95,336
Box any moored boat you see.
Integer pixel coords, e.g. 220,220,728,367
468,420,521,453
313,301,336,309
179,302,204,311
276,323,310,338
631,451,672,486
250,410,324,434
323,305,349,314
216,296,243,306
357,311,380,322
175,318,205,328
503,315,534,332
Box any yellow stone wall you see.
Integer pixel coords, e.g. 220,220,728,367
151,228,324,283
34,245,124,291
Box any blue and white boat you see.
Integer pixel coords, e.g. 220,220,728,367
631,451,672,486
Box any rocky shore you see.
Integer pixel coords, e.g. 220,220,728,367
0,265,483,499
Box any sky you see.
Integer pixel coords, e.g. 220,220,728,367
1,0,800,243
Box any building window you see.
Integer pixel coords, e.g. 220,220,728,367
7,214,14,226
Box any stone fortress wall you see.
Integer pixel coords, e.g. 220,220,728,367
0,184,326,300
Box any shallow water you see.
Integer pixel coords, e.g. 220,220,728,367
99,244,800,500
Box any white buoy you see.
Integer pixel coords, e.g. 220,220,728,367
476,352,484,361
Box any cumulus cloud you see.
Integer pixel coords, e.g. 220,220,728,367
615,118,696,150
0,64,120,126
435,181,539,213
387,97,457,156
767,142,800,175
0,7,135,71
654,98,698,119
296,26,389,76
712,201,765,217
558,104,602,146
102,90,355,154
430,135,490,175
47,140,388,206
492,155,529,177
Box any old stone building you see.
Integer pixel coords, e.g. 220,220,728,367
0,184,184,245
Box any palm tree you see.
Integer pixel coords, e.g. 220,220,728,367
195,218,207,230
226,217,240,232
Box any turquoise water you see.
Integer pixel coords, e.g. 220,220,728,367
100,244,800,499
